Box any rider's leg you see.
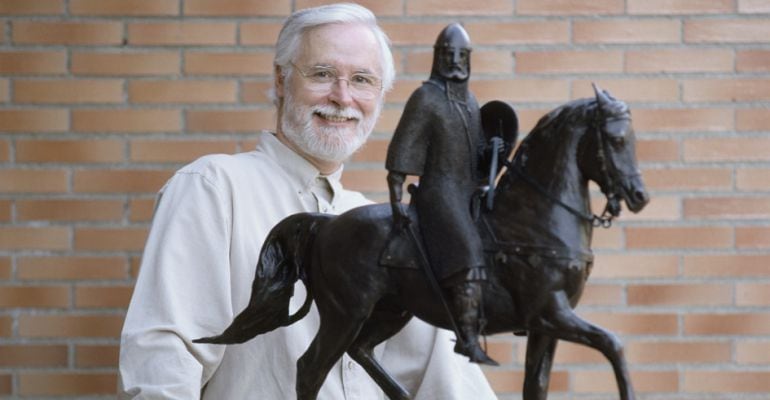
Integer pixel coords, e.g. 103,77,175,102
446,268,498,366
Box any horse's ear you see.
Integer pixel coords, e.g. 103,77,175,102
592,82,611,107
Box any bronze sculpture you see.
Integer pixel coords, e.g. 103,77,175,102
196,24,649,400
386,23,497,365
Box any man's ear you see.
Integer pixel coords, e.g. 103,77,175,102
274,65,285,99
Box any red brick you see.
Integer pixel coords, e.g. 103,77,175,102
685,313,770,335
239,22,283,46
0,51,67,75
0,317,10,337
633,108,733,133
72,51,180,76
0,169,68,193
684,254,770,277
684,137,770,161
75,227,149,251
72,109,181,133
642,168,732,191
482,369,568,394
628,0,733,14
0,345,68,367
129,198,156,222
685,197,770,220
129,80,237,103
684,79,770,102
19,373,117,396
628,284,732,306
571,79,679,102
0,286,70,308
0,227,70,251
184,51,273,76
17,199,123,222
16,139,124,163
128,22,237,46
0,79,8,102
76,285,133,308
341,169,388,193
76,345,119,367
406,0,512,15
0,140,9,162
382,22,459,46
549,341,605,364
580,284,624,306
626,49,733,73
469,79,569,103
19,315,124,338
516,50,623,74
592,254,679,279
186,109,275,132
573,370,679,393
352,139,389,163
14,79,124,104
516,0,623,15
241,81,273,103
17,256,127,280
626,226,733,249
296,0,402,16
737,283,770,306
0,109,68,133
484,340,515,364
685,19,770,43
737,227,770,249
684,371,770,392
737,50,770,72
70,0,178,16
737,108,770,131
627,341,731,364
740,0,770,12
184,0,288,16
465,21,569,45
131,139,238,162
737,168,770,191
0,0,63,14
580,312,679,335
736,341,770,364
574,19,680,44
73,169,172,193
591,226,624,250
13,21,122,45
405,50,512,75
614,195,681,222
636,139,679,162
0,257,10,279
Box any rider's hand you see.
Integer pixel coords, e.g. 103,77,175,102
391,202,411,230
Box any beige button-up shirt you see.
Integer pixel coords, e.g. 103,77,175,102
119,131,496,399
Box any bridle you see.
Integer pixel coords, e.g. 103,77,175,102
506,107,632,229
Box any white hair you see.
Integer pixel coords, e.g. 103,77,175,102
272,3,395,103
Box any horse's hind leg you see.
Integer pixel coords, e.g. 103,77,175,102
296,315,365,400
538,291,635,400
522,332,558,400
347,307,413,400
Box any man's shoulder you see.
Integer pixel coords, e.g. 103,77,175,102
175,151,272,185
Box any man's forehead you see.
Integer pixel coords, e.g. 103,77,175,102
297,24,381,73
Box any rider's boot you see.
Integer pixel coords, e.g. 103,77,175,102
450,281,498,366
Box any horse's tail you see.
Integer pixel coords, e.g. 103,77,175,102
193,213,329,345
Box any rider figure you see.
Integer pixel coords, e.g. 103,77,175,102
386,23,496,366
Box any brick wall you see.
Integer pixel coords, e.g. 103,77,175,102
0,0,768,398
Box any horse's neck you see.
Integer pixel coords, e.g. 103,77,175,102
489,145,593,251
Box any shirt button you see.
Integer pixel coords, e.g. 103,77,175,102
347,360,355,370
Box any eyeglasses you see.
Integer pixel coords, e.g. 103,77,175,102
289,62,382,100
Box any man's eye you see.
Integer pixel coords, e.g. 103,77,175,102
352,74,376,86
310,70,335,80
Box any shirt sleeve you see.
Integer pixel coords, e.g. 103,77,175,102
119,169,234,399
382,320,497,400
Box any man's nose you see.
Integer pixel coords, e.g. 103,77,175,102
329,78,354,107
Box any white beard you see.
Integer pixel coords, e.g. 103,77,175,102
280,90,380,163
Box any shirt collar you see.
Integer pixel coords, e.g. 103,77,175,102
255,131,343,199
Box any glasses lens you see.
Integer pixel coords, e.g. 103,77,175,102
293,63,381,99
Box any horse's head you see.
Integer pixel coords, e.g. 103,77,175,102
581,85,649,219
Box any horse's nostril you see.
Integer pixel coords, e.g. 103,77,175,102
634,189,649,204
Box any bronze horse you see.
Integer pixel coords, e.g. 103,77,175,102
195,87,650,400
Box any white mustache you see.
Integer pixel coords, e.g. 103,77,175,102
312,104,363,121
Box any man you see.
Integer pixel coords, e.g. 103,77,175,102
386,23,496,366
119,4,497,399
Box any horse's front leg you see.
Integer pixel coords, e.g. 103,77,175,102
537,290,635,400
522,332,558,400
